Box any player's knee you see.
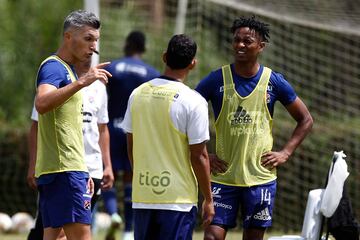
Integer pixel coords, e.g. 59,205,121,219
203,226,225,240
204,233,222,240
203,232,215,240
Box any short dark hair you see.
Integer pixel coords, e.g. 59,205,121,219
230,16,270,42
165,34,197,70
63,9,100,34
124,31,146,56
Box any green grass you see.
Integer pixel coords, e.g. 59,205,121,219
0,229,299,240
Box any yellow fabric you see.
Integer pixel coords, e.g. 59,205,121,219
213,65,276,186
35,56,86,177
131,82,198,204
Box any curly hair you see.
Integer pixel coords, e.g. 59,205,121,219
230,16,270,42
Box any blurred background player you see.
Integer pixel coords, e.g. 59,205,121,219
27,58,114,240
103,30,160,240
196,16,313,240
122,33,214,240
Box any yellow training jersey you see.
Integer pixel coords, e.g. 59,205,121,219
213,65,276,186
35,56,87,177
131,81,198,204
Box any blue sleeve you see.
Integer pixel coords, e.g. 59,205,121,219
195,70,224,118
37,60,71,88
270,72,297,106
195,70,221,101
147,66,161,80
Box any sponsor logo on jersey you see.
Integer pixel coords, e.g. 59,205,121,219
214,201,232,210
82,111,93,123
211,187,222,198
138,171,171,195
227,106,252,126
220,84,234,93
253,207,272,221
115,62,147,76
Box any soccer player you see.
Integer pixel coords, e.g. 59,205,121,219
34,10,111,240
103,30,160,240
122,34,214,240
195,16,313,240
27,59,114,240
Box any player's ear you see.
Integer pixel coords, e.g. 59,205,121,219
63,29,71,39
258,41,266,52
162,52,167,64
188,58,197,70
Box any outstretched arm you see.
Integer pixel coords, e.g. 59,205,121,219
190,142,214,227
98,123,114,190
262,97,313,169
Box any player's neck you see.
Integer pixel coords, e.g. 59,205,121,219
128,53,142,59
56,46,75,66
233,61,260,78
163,68,187,83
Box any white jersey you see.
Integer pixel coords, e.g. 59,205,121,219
31,80,109,179
122,77,210,211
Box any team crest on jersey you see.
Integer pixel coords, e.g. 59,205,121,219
66,74,71,81
84,200,91,210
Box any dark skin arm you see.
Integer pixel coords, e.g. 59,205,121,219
208,153,228,175
26,120,38,190
261,96,313,169
189,143,215,227
126,133,133,169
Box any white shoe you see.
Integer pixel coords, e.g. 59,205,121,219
123,231,134,240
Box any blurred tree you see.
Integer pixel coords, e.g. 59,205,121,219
0,0,82,128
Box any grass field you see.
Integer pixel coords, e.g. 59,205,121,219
0,231,240,240
0,230,300,240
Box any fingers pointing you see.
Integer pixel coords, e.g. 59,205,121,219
96,62,111,69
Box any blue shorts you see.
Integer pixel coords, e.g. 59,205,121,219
134,207,197,240
211,181,276,229
108,122,132,172
38,172,92,228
